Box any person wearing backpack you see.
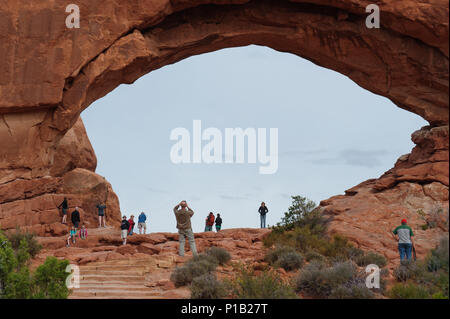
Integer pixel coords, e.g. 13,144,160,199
205,212,215,232
258,202,268,228
215,214,223,232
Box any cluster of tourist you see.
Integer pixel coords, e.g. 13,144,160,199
58,197,415,262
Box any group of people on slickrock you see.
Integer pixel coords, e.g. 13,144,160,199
57,197,416,262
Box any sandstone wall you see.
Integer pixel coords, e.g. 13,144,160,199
0,1,448,247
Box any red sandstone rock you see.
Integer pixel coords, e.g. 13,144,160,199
0,1,448,274
137,243,162,255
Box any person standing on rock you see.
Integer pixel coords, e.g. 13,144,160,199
205,212,215,232
121,216,130,245
58,197,69,224
71,207,81,229
128,215,135,236
138,212,147,234
258,202,268,228
96,203,107,228
173,201,198,257
393,219,415,262
215,213,222,232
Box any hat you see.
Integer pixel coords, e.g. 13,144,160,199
401,219,407,224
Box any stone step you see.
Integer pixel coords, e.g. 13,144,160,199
80,270,144,276
76,285,153,291
80,265,147,272
69,290,163,298
80,275,145,282
69,295,165,299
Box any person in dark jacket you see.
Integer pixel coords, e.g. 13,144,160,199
258,202,268,228
71,207,81,229
58,197,69,224
215,214,223,232
96,203,107,228
120,216,130,245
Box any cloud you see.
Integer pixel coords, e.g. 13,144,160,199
310,149,389,168
279,149,327,157
142,186,169,194
219,194,249,200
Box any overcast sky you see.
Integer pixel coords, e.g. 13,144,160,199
81,45,427,233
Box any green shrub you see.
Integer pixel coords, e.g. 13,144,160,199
388,283,430,299
32,257,70,299
393,261,425,282
226,266,297,299
6,227,42,258
170,254,218,287
190,273,226,299
204,247,231,266
0,233,69,299
295,261,356,298
277,251,304,271
354,252,387,268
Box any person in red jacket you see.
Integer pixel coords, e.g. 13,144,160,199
204,212,215,232
128,215,135,236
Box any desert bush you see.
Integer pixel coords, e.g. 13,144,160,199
277,251,304,271
295,261,357,298
330,282,374,299
204,247,231,266
190,273,226,299
265,246,304,271
6,227,42,258
225,266,297,299
170,254,218,287
354,252,387,268
393,261,425,282
304,251,326,263
426,237,449,272
264,246,295,264
388,283,430,299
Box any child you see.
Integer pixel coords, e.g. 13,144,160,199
67,226,77,247
79,224,87,240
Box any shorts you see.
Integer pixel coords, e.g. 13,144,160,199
121,229,128,239
98,212,104,217
216,225,221,231
138,222,146,230
62,208,67,215
73,221,79,228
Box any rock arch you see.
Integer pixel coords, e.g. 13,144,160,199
0,1,448,260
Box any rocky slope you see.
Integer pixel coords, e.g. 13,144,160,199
321,125,449,263
32,227,271,299
0,0,448,272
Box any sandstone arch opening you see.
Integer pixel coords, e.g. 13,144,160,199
81,45,429,233
0,0,447,263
